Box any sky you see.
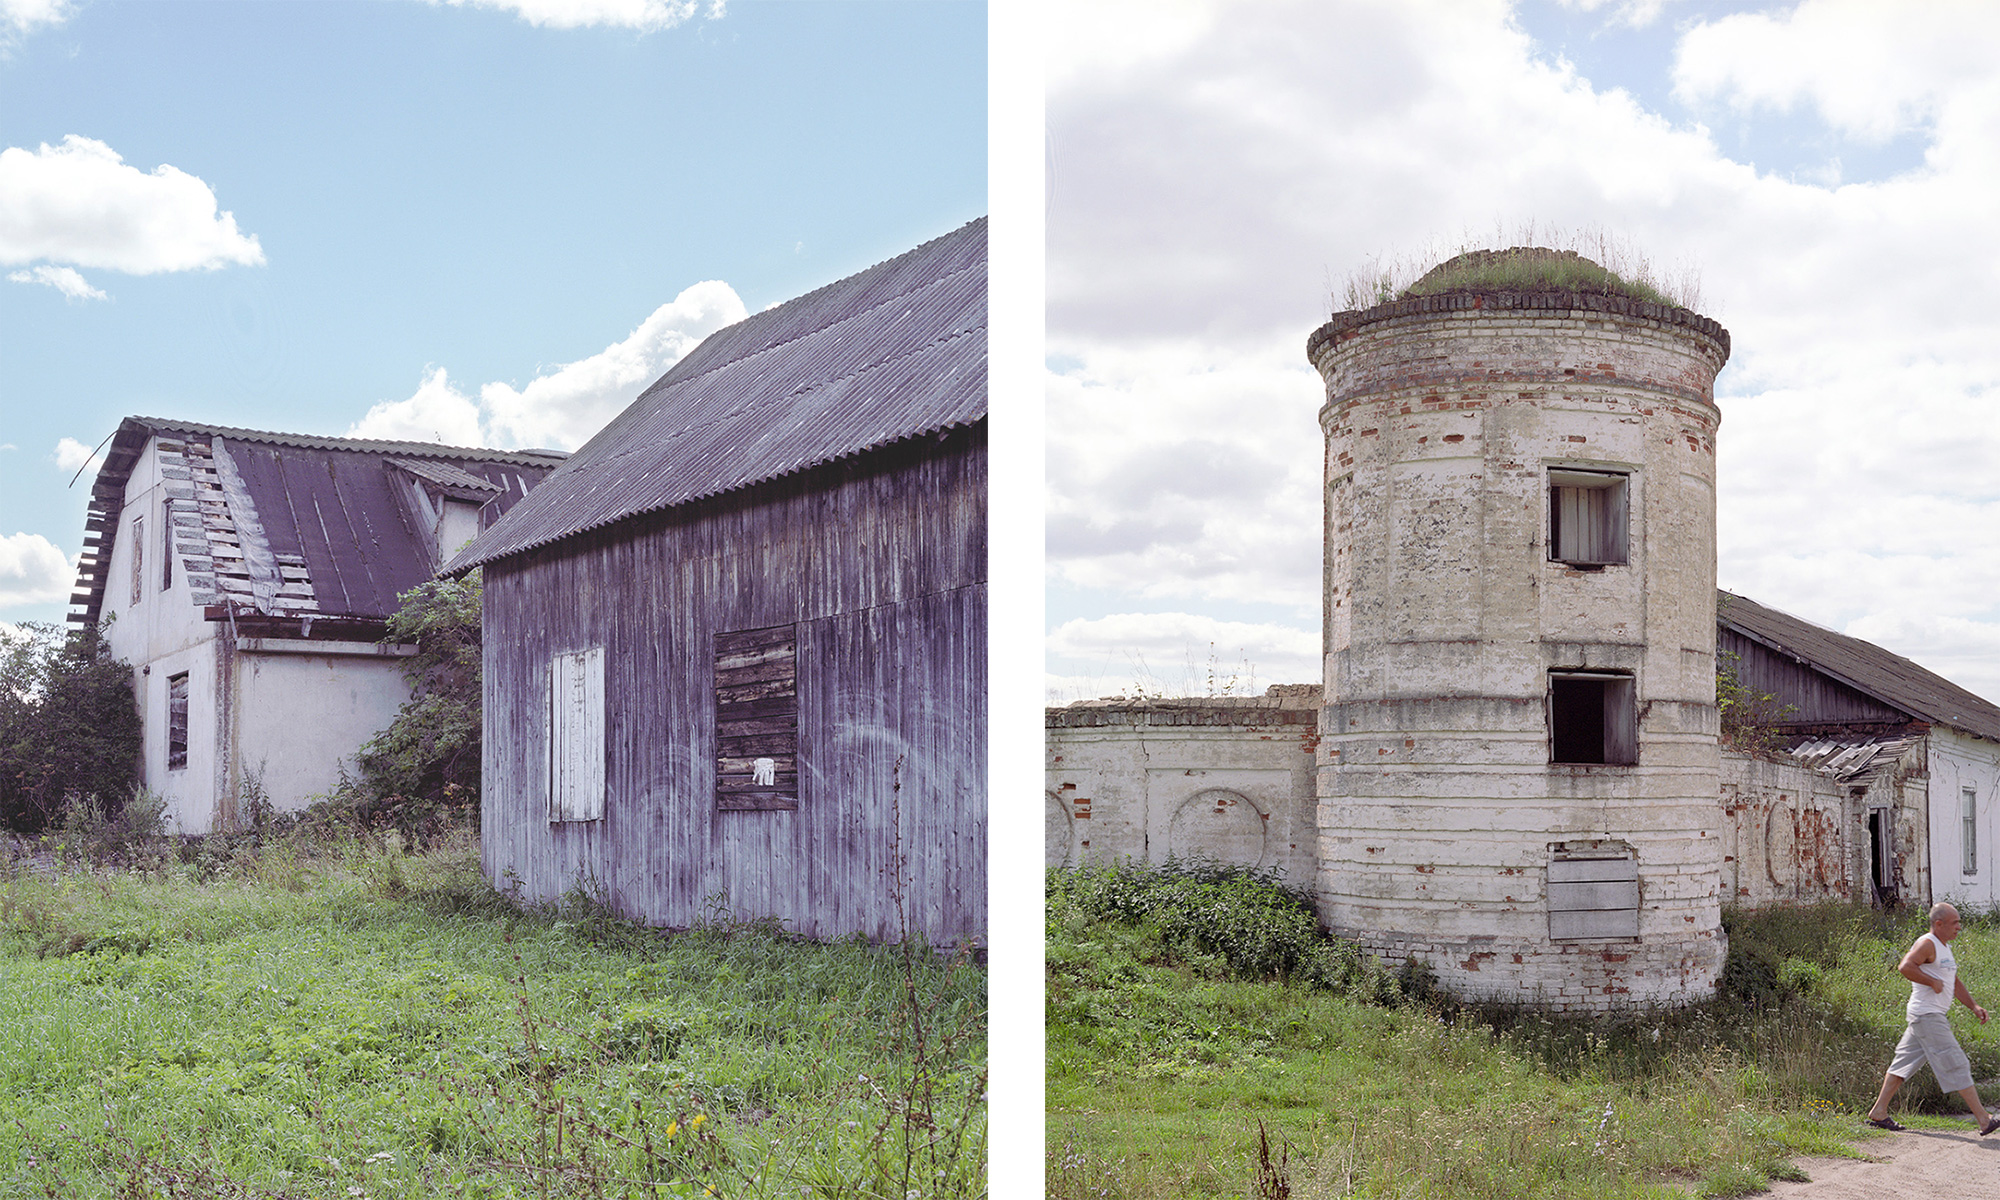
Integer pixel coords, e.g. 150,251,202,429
1045,0,2000,708
0,0,986,629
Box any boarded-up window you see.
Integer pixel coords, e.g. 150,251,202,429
1548,846,1639,941
547,647,605,822
130,514,145,605
715,625,798,811
1549,470,1629,566
167,673,189,771
1550,670,1637,765
160,501,174,591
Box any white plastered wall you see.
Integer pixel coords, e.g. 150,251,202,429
97,437,219,832
228,644,415,823
1928,728,2000,911
1046,700,1320,888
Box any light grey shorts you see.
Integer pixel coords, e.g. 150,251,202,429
1889,1012,1975,1093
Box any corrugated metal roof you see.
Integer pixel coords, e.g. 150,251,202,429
448,216,987,573
1719,589,2000,743
71,417,563,627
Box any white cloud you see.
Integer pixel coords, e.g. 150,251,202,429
0,0,73,40
350,280,747,451
347,367,486,446
0,136,265,274
52,436,101,477
0,532,72,609
9,264,105,301
427,0,722,32
1045,611,1320,703
1550,0,1674,30
1673,2,2000,144
1046,0,2000,704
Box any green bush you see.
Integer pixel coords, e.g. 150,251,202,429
0,622,141,833
1047,859,1396,1000
340,573,483,843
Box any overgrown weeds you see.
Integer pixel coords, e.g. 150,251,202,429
0,820,985,1198
1048,862,1966,1198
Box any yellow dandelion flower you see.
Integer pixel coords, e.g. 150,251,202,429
665,1120,679,1139
691,1113,706,1129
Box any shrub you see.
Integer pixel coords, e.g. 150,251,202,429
0,622,141,833
342,573,483,843
1047,859,1396,999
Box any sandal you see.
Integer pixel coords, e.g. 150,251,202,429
1981,1116,2000,1137
1866,1116,1907,1131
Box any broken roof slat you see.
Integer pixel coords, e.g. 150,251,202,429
68,420,564,628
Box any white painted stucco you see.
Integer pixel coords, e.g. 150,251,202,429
94,435,419,833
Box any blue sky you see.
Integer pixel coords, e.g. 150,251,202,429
0,0,985,626
1047,0,2000,703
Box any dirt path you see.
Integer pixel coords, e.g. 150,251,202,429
1770,1126,2000,1198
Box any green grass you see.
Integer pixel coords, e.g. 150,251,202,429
1046,865,1998,1200
0,832,984,1198
1397,249,1676,306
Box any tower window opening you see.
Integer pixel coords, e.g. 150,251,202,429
1550,670,1637,765
1549,469,1629,566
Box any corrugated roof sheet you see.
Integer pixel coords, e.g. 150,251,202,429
448,216,987,573
71,417,563,626
1785,734,1925,786
1720,589,2000,743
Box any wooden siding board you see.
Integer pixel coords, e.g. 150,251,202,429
480,430,984,944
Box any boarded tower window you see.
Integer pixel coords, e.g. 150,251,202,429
547,647,605,822
715,624,798,812
167,672,189,770
1550,670,1637,765
1549,469,1629,566
1548,845,1640,940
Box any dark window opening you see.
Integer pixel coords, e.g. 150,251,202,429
161,502,174,592
167,673,189,770
1550,671,1636,765
1549,469,1629,566
1869,809,1895,905
715,624,798,812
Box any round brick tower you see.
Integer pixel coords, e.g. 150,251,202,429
1305,250,1732,1011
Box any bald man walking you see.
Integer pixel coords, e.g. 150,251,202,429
1865,902,2000,1135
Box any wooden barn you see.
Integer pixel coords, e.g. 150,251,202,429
448,218,986,946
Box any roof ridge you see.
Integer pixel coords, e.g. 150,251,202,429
636,229,985,401
127,416,569,464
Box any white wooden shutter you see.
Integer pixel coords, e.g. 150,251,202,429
547,647,605,822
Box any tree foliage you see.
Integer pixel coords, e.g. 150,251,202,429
346,571,482,838
1717,650,1798,756
0,622,142,833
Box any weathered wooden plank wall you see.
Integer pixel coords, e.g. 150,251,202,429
1719,630,1910,729
481,424,985,946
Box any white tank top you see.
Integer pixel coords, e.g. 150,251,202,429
1908,932,1957,1019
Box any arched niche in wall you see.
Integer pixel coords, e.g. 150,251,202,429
1765,795,1798,891
1166,788,1269,869
1046,792,1075,868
